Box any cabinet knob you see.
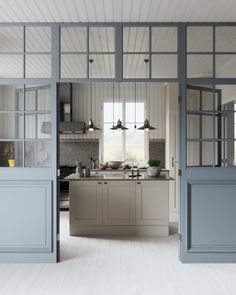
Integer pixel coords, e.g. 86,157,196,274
104,182,108,184
98,182,102,184
137,182,141,184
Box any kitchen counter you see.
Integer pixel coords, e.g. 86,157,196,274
65,172,174,181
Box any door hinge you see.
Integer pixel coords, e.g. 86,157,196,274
178,169,182,177
177,233,182,241
178,95,182,103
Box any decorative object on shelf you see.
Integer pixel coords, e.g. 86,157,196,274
138,59,156,131
114,83,128,131
99,162,108,170
147,159,161,177
3,144,15,168
110,82,117,130
86,58,101,131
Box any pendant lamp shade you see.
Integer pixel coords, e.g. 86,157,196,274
86,58,101,131
138,59,156,131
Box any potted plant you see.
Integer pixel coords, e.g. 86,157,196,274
3,144,15,168
147,159,161,177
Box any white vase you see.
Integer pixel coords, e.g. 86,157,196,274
147,166,161,177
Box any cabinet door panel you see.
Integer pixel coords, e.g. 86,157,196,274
136,181,169,225
70,181,102,225
103,181,135,225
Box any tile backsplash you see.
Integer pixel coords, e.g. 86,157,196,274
149,140,165,168
60,140,99,168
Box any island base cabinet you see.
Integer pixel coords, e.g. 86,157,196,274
70,180,169,236
136,181,169,228
70,181,102,235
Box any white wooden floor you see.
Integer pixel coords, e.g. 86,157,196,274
1,212,236,295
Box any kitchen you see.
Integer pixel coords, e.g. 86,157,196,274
58,81,179,236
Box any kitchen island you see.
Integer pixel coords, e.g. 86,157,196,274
66,172,174,237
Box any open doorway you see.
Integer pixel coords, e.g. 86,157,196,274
57,82,179,261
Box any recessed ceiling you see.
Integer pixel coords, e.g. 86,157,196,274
0,0,236,23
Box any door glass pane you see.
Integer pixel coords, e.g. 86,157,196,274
202,141,213,166
89,54,115,78
216,27,236,52
60,54,87,78
187,27,213,52
25,55,51,78
187,115,200,139
152,27,177,52
0,141,23,167
202,89,214,111
26,27,51,52
187,88,200,111
215,55,236,78
61,27,87,52
0,55,23,78
0,85,23,111
187,142,200,166
123,54,149,78
0,113,23,139
123,27,149,52
187,55,213,78
202,115,213,139
152,54,177,78
0,27,23,52
37,87,51,111
25,141,51,167
89,27,115,52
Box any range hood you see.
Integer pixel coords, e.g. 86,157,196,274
41,120,86,134
41,83,86,135
60,121,85,134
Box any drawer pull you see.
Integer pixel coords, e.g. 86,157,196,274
98,182,102,184
137,182,141,184
104,182,108,184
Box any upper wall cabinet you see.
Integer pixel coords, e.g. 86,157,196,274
60,26,115,79
123,26,178,79
0,26,52,79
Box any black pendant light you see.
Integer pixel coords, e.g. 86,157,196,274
87,59,101,131
110,82,117,130
138,59,156,131
114,83,128,131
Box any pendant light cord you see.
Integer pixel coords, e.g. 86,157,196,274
113,82,115,126
89,59,93,121
134,82,137,129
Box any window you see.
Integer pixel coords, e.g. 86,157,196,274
103,101,146,164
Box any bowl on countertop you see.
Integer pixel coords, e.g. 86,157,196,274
108,161,125,169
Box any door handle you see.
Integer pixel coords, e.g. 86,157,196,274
171,157,178,167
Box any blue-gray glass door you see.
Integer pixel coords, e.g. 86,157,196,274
180,84,236,262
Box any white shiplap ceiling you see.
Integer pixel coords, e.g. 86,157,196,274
0,0,236,23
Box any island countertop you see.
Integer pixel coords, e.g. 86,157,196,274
65,172,174,181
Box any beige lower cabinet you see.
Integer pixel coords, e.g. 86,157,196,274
102,181,136,225
136,181,169,226
70,180,169,236
70,181,102,226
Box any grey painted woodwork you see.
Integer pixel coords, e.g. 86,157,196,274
0,181,52,253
